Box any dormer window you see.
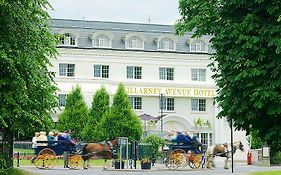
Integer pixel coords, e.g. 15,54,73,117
159,38,174,50
127,36,143,49
92,34,112,48
190,39,207,52
156,36,177,51
123,33,145,50
59,33,77,46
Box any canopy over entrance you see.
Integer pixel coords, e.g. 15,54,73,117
139,113,158,121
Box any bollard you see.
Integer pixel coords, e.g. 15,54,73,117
247,150,252,165
129,159,132,169
17,152,20,167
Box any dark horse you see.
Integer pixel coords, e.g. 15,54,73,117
81,138,118,169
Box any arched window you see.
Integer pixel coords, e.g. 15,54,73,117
158,38,175,51
93,34,111,48
59,33,77,46
127,36,143,49
190,40,207,52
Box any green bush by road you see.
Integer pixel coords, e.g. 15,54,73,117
7,168,39,175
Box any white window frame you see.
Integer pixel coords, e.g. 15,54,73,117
190,40,207,53
59,63,75,77
159,67,174,80
59,33,77,47
127,66,142,79
93,34,111,48
160,97,174,111
129,96,142,110
191,68,206,82
58,94,67,107
193,132,213,147
191,98,206,111
93,65,109,78
158,38,176,51
126,36,144,50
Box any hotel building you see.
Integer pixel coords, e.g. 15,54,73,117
49,19,248,159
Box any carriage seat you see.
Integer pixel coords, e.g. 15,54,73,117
169,143,202,154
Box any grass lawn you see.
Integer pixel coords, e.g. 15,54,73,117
14,149,34,154
248,171,281,175
15,158,117,167
7,168,39,175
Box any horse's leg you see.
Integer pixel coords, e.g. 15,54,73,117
206,156,211,169
224,157,229,169
208,156,215,169
212,158,215,168
83,159,87,169
87,159,90,168
103,159,107,170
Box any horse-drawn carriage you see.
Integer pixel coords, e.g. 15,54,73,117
33,140,81,170
32,139,119,170
163,143,206,169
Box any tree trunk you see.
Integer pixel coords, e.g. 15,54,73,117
2,129,13,167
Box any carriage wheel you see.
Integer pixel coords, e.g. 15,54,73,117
169,149,187,169
68,154,82,170
33,148,57,169
188,153,202,169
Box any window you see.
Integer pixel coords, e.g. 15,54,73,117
190,40,207,52
129,97,142,110
59,33,76,46
127,36,143,49
59,64,75,77
127,66,142,79
160,98,174,111
209,133,213,146
93,34,111,48
191,99,206,111
159,38,175,51
191,69,206,81
93,65,109,78
159,68,174,80
197,133,213,146
201,133,208,145
58,94,67,107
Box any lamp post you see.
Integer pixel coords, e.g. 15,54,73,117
229,118,234,173
159,92,165,135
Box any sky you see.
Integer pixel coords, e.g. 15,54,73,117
47,0,180,25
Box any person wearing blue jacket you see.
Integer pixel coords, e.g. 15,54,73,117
172,131,192,145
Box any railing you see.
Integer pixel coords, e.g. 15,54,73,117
14,141,32,150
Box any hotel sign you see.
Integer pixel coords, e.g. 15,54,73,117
125,86,216,97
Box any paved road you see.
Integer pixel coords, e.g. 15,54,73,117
20,163,281,175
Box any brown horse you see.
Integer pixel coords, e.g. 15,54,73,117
81,138,118,169
205,141,244,169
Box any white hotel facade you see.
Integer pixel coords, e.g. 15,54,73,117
49,19,248,159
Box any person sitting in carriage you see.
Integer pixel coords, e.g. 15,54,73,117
172,131,192,146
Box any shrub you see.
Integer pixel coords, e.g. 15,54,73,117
0,154,7,175
272,151,281,164
141,135,165,158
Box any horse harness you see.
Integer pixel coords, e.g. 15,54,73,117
101,141,114,151
212,144,238,157
82,141,114,159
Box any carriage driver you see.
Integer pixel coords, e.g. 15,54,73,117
61,129,76,168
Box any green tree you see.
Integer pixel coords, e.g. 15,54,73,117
57,85,88,139
97,83,142,141
82,86,110,141
177,0,281,159
0,0,58,166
